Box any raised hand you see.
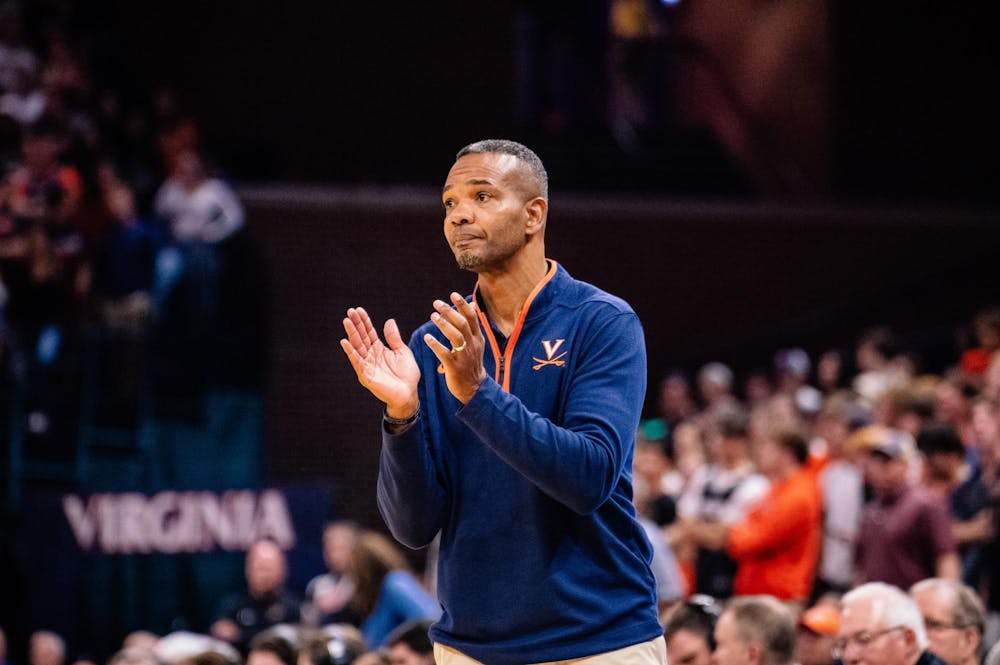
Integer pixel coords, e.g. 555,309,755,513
340,307,420,419
424,292,488,404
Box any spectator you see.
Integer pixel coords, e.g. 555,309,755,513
0,626,8,665
317,625,368,665
8,119,83,227
815,393,866,596
854,327,907,407
662,596,720,665
685,429,821,602
122,631,160,652
154,632,239,665
797,604,840,665
384,620,434,665
712,595,796,665
857,429,960,587
633,434,681,525
677,411,769,598
983,354,1000,403
971,396,1000,486
698,362,736,411
917,426,991,586
836,582,944,665
303,520,361,627
91,171,161,328
347,531,440,649
935,380,976,449
148,147,267,488
107,647,159,665
154,150,243,245
672,419,708,485
297,630,365,665
246,632,296,665
909,579,984,665
635,499,684,609
657,370,697,431
211,539,302,654
29,631,66,665
774,347,823,419
893,383,939,439
817,349,848,395
743,369,774,407
959,307,1000,388
352,654,389,665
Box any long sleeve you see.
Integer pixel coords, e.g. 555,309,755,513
377,378,449,549
456,311,645,515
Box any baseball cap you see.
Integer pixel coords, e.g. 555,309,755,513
799,605,840,636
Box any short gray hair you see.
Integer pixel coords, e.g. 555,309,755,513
909,578,985,635
843,582,928,650
456,139,548,198
725,596,797,665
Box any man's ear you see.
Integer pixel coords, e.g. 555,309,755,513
524,197,547,236
747,643,763,665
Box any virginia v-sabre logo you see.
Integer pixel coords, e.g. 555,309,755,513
533,339,567,370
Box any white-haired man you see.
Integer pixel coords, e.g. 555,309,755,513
836,582,947,665
909,579,984,665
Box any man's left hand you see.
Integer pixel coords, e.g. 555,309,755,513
424,292,487,403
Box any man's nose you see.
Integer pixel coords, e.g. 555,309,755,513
448,201,472,225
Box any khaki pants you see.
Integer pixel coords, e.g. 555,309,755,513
434,635,666,665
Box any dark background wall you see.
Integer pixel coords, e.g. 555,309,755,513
98,2,999,204
106,0,515,183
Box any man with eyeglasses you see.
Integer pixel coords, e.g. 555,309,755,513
909,579,984,665
836,582,947,665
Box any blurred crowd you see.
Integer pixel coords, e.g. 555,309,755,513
0,0,265,480
0,522,440,665
5,307,1000,665
632,307,1000,664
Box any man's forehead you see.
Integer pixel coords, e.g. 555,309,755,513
914,585,955,612
840,599,879,632
445,152,525,187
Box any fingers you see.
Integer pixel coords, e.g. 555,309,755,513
383,318,406,350
339,337,366,376
348,307,379,349
430,293,480,349
422,332,451,364
343,306,385,355
449,291,481,330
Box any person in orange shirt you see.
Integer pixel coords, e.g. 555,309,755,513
683,429,822,601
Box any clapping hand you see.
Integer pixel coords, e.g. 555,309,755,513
340,307,420,419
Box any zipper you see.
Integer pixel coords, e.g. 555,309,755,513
473,260,559,393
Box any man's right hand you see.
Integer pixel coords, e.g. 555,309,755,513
340,307,421,419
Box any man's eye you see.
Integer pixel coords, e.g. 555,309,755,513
443,199,453,208
477,192,490,202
